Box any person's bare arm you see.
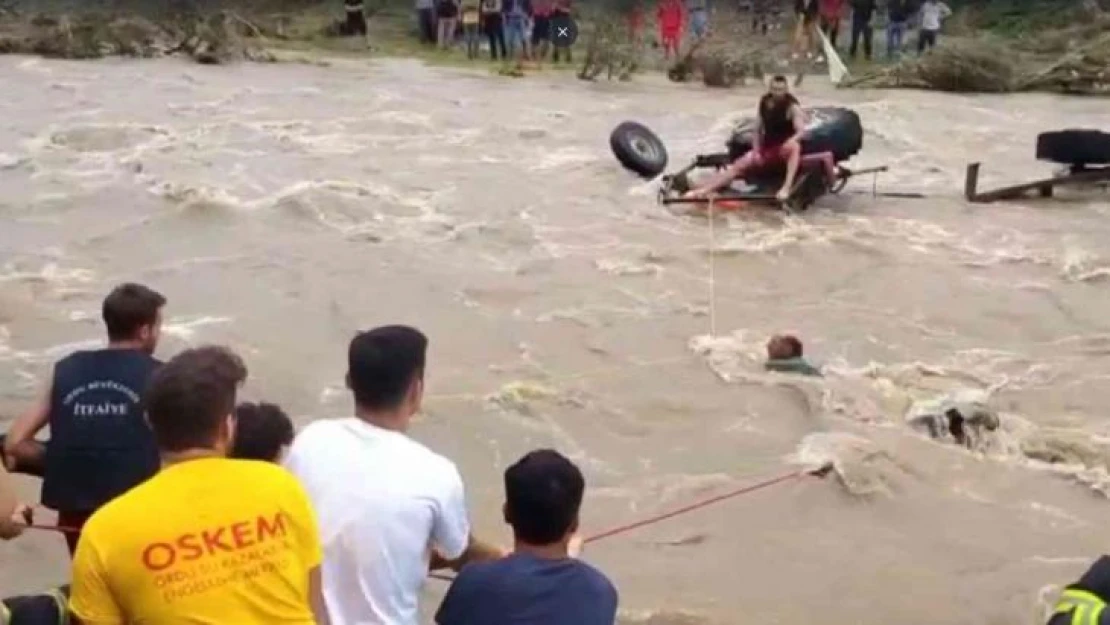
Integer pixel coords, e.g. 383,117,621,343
789,104,806,141
751,110,763,152
0,463,24,540
431,534,507,572
309,566,331,625
4,380,51,471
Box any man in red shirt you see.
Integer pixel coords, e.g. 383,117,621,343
657,0,684,59
818,0,844,48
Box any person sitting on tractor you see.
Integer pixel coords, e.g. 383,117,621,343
685,75,838,202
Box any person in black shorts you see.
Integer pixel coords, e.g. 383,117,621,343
531,0,553,61
437,0,460,49
792,0,819,57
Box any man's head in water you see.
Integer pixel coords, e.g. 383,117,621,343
347,325,427,431
145,345,247,458
503,449,584,555
767,334,804,360
230,402,295,463
767,74,791,101
102,283,165,355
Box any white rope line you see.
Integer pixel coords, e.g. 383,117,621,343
707,197,717,338
425,355,695,403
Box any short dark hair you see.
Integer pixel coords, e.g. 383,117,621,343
771,74,788,84
780,335,803,357
144,345,247,453
348,325,427,411
102,283,166,342
504,449,585,545
230,402,295,462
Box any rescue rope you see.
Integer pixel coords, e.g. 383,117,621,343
18,522,80,535
707,197,717,337
429,463,832,583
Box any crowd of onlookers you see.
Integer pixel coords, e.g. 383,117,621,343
333,0,955,69
0,283,617,624
794,0,952,61
415,0,580,65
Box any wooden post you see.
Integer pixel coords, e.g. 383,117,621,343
964,162,981,202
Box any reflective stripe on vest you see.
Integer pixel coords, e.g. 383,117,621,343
1054,589,1107,625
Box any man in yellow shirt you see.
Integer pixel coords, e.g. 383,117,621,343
69,345,329,625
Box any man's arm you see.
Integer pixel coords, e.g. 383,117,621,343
789,104,806,141
0,463,25,540
4,380,51,471
751,111,763,152
309,566,331,625
939,2,951,17
430,466,506,572
431,535,507,572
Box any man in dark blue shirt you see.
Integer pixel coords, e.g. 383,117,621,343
435,449,618,625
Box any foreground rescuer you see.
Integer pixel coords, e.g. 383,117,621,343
69,346,328,625
4,283,165,555
1047,556,1110,625
435,449,618,625
285,325,505,625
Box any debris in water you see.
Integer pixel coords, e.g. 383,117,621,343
791,432,916,498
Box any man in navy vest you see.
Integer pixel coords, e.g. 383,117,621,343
3,283,166,556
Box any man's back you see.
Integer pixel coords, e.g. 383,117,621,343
70,457,322,624
285,418,470,625
44,348,161,513
435,553,618,625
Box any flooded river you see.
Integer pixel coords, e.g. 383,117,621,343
1,54,1110,624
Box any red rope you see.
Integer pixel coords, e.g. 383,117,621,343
429,466,826,583
18,522,81,534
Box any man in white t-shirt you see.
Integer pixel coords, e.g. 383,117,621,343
285,325,506,625
916,0,951,54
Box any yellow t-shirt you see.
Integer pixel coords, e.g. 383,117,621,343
70,458,323,625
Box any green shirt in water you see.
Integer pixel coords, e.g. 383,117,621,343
764,357,822,377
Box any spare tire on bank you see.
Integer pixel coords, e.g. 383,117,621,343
727,106,863,163
610,121,669,179
1035,129,1110,166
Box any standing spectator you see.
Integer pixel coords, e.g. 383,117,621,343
437,0,460,48
416,0,438,45
818,0,844,48
284,326,505,625
792,0,819,58
503,0,532,65
69,346,329,624
461,0,482,58
344,0,369,38
551,0,572,63
885,0,911,59
230,402,296,464
532,0,553,62
686,0,708,40
751,0,771,34
916,0,950,54
482,0,507,59
627,1,645,53
848,0,875,59
658,0,684,60
4,283,165,557
435,449,618,625
794,0,819,57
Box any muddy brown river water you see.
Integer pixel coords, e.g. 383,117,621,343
1,54,1110,624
